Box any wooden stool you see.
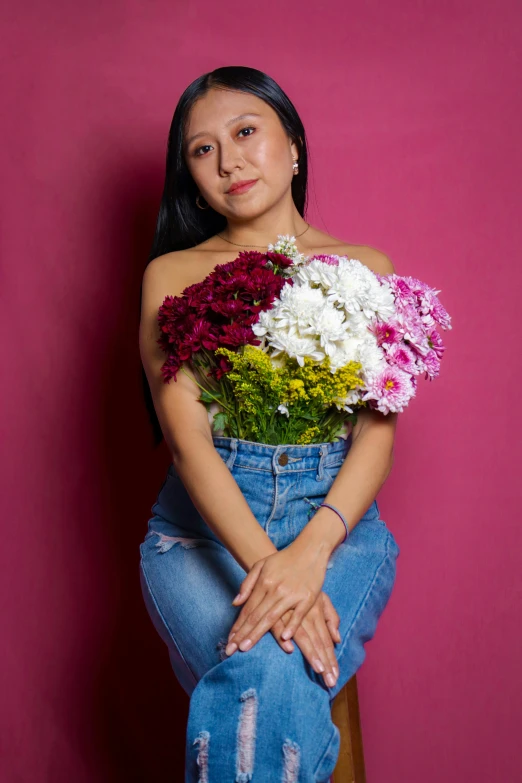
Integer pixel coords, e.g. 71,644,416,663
329,674,366,782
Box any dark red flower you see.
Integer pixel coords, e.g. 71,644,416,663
265,251,295,269
157,247,294,382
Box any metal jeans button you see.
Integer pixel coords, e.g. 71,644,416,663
278,453,289,466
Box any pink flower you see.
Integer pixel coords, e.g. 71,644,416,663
385,342,418,374
419,349,441,380
307,254,340,266
362,366,417,414
369,319,403,348
426,326,445,359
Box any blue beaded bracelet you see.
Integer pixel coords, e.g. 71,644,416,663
303,497,349,544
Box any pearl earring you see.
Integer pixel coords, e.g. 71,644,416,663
292,160,299,175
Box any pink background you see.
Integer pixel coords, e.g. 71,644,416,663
2,1,521,780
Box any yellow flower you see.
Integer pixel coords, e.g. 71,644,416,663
297,426,321,444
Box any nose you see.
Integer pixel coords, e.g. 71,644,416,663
218,140,245,176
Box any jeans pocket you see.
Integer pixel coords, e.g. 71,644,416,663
323,459,344,482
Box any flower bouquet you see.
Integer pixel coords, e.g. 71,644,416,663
157,236,451,445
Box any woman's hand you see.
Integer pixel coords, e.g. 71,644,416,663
226,544,326,650
225,540,340,679
227,586,341,688
272,592,341,687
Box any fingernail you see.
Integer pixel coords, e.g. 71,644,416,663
326,673,336,687
332,665,338,678
313,658,325,672
232,593,242,603
283,641,293,652
225,642,237,655
239,638,252,651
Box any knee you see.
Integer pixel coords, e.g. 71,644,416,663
221,630,305,679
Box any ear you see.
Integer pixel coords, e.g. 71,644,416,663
290,137,300,162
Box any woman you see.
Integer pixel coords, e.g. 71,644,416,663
139,65,400,782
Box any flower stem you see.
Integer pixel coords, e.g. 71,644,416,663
179,367,235,413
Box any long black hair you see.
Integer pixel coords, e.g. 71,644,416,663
141,65,311,447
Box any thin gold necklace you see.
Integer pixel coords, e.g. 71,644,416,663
217,222,311,249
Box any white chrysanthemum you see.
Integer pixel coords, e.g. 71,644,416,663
271,284,326,332
252,308,278,337
295,258,341,288
337,387,362,414
359,280,396,322
357,336,388,378
268,332,325,366
251,238,401,403
302,304,348,357
328,339,359,372
326,259,377,315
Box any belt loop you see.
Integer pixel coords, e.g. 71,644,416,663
226,438,238,470
316,444,326,481
273,445,282,475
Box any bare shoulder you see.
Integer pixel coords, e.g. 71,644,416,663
140,249,197,364
305,228,395,275
139,249,214,451
142,247,208,304
336,242,396,275
143,248,193,285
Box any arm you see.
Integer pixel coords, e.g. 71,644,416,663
139,254,278,572
292,249,399,563
294,407,397,563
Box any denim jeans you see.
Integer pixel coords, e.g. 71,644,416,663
139,434,400,782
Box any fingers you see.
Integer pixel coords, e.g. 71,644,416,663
228,600,340,691
311,617,339,685
281,596,340,688
231,560,264,606
271,615,295,654
294,612,339,688
280,590,316,641
325,617,341,644
226,587,341,691
321,592,341,644
227,593,308,655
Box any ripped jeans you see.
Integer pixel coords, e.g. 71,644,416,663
139,434,400,782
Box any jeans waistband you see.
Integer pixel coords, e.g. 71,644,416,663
210,434,353,475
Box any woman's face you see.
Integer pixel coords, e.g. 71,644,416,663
183,88,299,220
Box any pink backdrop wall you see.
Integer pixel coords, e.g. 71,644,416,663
2,1,521,780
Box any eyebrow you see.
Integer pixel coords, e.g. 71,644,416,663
185,113,262,148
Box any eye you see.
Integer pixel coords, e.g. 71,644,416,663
194,144,213,158
193,127,256,157
238,125,256,137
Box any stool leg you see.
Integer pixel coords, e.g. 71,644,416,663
330,674,367,782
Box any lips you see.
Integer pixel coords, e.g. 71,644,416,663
227,179,258,194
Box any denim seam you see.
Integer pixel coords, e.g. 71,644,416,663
265,474,279,534
232,466,327,475
139,560,199,690
323,465,343,481
214,436,342,449
312,722,340,780
337,534,393,662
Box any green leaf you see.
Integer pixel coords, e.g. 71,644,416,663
297,411,320,421
213,412,228,431
199,389,222,403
